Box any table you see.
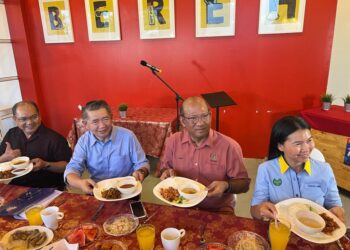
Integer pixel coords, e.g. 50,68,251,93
300,106,350,191
300,105,350,137
67,108,177,158
0,184,345,249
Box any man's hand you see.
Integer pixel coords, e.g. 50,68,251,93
78,179,96,194
132,168,148,182
329,206,346,224
160,168,176,180
206,181,228,198
1,142,21,162
31,158,49,171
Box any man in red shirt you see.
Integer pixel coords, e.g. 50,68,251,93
159,96,250,213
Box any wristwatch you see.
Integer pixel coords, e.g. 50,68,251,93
137,168,148,177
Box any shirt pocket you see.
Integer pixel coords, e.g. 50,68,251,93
302,182,325,203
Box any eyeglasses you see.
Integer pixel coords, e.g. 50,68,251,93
183,112,211,124
16,114,39,123
89,117,111,125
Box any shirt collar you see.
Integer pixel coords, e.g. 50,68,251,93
89,126,115,147
278,155,312,175
181,129,214,147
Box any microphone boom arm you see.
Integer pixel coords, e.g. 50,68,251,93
150,70,183,131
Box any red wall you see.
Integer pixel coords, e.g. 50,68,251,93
5,1,337,158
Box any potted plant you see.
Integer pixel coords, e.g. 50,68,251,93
320,93,334,111
343,94,350,112
118,103,128,118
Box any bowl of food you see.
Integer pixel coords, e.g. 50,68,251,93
228,230,270,250
103,214,139,237
10,156,30,169
116,178,137,195
178,182,201,200
200,242,232,250
294,210,325,234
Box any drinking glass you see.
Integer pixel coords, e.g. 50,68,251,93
269,219,291,250
25,205,44,225
136,224,155,250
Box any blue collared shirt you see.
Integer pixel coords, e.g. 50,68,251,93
64,126,149,182
251,156,342,209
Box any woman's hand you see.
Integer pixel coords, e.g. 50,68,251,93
251,201,278,220
329,206,346,224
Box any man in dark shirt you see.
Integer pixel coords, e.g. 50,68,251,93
0,101,71,190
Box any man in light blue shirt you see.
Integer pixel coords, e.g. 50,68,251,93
64,100,150,194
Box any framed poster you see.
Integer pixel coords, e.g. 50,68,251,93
84,0,121,41
38,0,74,43
137,0,175,39
258,0,306,34
195,0,236,37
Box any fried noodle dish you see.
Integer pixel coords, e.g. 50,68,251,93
101,188,121,199
319,212,340,235
160,187,180,202
234,238,265,250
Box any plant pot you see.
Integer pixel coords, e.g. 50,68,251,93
322,102,331,111
345,103,350,112
119,110,127,119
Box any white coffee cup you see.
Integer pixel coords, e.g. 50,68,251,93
40,206,64,230
161,227,186,250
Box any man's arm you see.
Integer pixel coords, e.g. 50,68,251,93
30,158,67,173
66,173,96,194
0,142,21,163
206,178,250,198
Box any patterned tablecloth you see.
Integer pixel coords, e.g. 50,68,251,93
0,184,346,249
67,107,177,158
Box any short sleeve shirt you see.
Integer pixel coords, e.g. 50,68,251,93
0,124,72,189
160,129,249,210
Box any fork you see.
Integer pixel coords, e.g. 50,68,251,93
91,203,104,222
199,224,206,246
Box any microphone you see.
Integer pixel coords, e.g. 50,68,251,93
140,60,162,73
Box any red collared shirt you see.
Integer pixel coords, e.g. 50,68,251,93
160,129,249,210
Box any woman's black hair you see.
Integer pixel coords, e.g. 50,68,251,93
268,116,311,160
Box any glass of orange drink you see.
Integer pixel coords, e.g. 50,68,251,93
136,224,155,250
269,219,291,250
25,205,44,225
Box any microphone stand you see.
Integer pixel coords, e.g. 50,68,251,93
151,70,184,131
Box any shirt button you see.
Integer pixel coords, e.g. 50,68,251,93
296,194,299,197
194,163,198,166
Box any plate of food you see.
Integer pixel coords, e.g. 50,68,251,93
0,225,53,250
227,231,270,250
93,176,142,202
153,177,208,208
89,240,127,250
199,242,232,250
275,198,346,244
0,161,33,182
66,223,100,248
103,213,139,237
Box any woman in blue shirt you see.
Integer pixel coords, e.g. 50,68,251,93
250,116,345,223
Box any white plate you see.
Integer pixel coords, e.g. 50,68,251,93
276,198,346,244
93,176,142,202
0,225,54,250
0,162,33,182
153,177,208,208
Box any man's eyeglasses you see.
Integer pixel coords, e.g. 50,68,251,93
16,114,39,123
90,117,111,125
182,112,211,124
